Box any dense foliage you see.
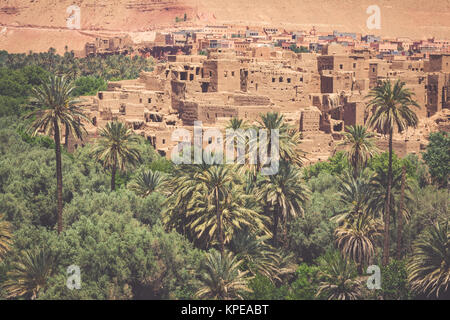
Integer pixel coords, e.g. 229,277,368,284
0,52,448,300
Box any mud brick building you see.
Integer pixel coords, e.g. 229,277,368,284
71,45,449,162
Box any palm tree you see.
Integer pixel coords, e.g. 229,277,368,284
335,213,383,272
230,231,297,283
26,75,89,234
92,121,141,191
194,166,233,255
367,159,414,218
0,214,12,262
164,164,269,252
408,222,449,299
335,169,375,223
257,112,304,167
366,79,419,266
188,183,270,252
128,169,166,197
229,232,283,283
227,117,249,131
316,251,363,300
2,247,55,299
257,161,310,247
339,125,378,176
163,162,212,239
195,250,253,300
225,117,251,170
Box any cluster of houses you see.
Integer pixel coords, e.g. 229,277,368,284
75,26,450,163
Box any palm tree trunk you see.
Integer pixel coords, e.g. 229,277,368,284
272,207,279,247
111,160,117,191
283,217,289,249
216,188,225,256
383,130,393,266
397,165,406,260
64,126,69,150
53,120,63,235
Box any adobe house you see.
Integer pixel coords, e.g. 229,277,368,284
426,73,450,116
426,53,450,73
202,50,241,92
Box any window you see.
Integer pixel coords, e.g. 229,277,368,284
272,78,276,82
148,98,152,103
162,139,166,144
209,71,213,77
339,64,343,70
224,71,228,77
231,71,235,77
279,77,283,82
353,63,356,68
287,78,291,83
300,77,303,82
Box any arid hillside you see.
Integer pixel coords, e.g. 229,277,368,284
0,0,449,53
199,0,450,38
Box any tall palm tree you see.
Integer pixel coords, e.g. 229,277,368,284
26,75,89,234
335,213,383,272
195,250,252,300
0,214,12,262
2,247,55,299
92,121,141,191
257,161,310,247
367,159,413,214
195,166,233,255
366,79,419,266
128,169,166,197
408,222,449,299
316,251,363,300
339,125,378,177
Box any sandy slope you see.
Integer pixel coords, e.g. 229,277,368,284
0,0,449,53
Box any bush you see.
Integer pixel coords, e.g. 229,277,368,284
287,264,323,300
246,274,289,300
381,260,411,300
422,132,449,188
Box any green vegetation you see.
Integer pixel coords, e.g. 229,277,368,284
0,52,448,300
422,131,449,188
289,44,309,53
